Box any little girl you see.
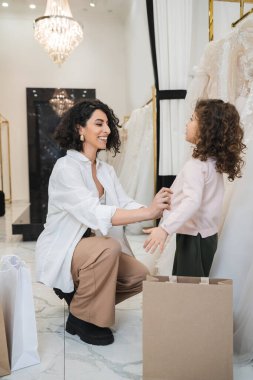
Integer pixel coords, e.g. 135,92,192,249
144,99,246,277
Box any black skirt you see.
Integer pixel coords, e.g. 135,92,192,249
172,233,218,277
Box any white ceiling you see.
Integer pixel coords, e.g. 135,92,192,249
0,0,131,19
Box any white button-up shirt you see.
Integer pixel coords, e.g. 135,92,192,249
35,150,143,292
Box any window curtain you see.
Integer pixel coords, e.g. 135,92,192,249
146,0,192,181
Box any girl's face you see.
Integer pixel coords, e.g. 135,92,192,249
186,112,199,144
79,109,111,153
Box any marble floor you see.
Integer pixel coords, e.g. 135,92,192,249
1,202,253,380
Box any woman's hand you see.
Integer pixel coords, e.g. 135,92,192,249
111,187,172,226
143,227,168,253
148,187,172,219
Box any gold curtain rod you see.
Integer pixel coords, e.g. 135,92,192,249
232,7,253,26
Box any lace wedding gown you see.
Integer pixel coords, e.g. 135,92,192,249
157,15,253,363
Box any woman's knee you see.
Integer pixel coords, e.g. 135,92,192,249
104,237,121,257
131,263,149,292
132,260,149,283
139,263,150,282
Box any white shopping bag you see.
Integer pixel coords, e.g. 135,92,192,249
0,255,40,371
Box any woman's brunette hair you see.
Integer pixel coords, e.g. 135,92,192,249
54,99,121,156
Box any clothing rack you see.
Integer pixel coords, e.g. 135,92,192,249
151,86,157,197
142,86,157,226
0,113,12,202
209,0,253,40
232,7,253,26
141,86,157,196
143,97,152,106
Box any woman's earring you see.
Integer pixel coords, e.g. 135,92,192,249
80,134,85,142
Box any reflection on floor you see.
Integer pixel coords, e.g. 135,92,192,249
1,202,253,380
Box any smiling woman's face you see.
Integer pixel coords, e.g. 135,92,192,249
79,109,111,153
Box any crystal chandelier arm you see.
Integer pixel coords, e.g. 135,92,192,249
34,15,75,23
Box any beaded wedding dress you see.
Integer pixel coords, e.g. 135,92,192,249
157,15,253,363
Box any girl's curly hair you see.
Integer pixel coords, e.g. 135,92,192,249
54,98,121,156
192,99,246,181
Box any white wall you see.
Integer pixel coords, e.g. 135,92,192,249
124,0,154,114
0,11,127,201
189,0,209,77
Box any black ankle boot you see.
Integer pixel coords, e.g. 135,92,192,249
53,288,75,306
66,312,114,346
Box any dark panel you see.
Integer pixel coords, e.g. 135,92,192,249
12,88,96,240
157,175,176,191
0,190,5,216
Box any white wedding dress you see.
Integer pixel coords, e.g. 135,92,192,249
105,103,154,234
211,138,253,363
156,15,253,363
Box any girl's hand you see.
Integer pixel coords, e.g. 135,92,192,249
143,227,168,253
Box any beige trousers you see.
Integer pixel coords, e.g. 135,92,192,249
70,236,149,327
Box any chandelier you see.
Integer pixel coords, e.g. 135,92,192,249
49,89,74,117
34,0,83,65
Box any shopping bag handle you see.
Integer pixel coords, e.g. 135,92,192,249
168,276,209,284
200,277,209,285
0,255,26,271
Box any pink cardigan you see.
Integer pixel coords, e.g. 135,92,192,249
160,158,224,238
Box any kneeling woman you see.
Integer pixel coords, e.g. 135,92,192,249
35,99,171,346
